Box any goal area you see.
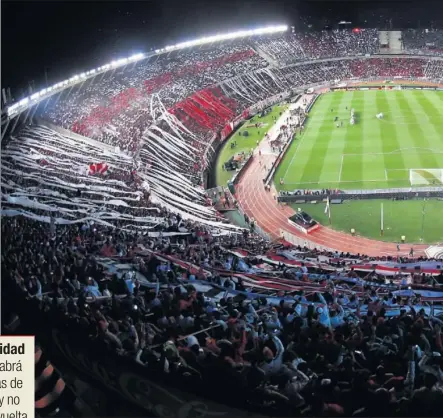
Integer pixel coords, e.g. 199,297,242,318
409,169,443,186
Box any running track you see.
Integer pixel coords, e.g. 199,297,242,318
236,149,428,258
236,82,443,257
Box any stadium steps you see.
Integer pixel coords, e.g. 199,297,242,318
389,31,403,53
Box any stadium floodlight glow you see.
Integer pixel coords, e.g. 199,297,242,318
129,53,144,61
161,24,288,52
4,26,287,118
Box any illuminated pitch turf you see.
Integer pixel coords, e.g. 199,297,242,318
275,90,443,190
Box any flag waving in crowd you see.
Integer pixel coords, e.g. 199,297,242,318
89,162,109,176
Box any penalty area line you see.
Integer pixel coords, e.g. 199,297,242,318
338,155,344,183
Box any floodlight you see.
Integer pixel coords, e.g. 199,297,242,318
4,24,289,117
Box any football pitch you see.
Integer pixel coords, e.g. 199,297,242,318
290,199,443,244
215,105,287,187
275,90,443,190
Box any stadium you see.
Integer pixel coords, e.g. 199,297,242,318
2,21,443,418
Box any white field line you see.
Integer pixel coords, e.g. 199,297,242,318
281,122,312,181
338,155,344,183
386,168,414,171
281,178,389,186
343,147,443,157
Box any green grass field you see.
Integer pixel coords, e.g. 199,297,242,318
290,199,443,244
275,90,443,190
215,105,287,186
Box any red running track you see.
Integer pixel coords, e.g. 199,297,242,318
236,153,428,257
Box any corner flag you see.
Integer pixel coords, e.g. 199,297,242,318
324,197,331,224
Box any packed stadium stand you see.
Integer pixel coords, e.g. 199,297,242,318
2,28,443,417
402,29,443,56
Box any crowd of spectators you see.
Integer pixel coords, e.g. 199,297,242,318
402,29,443,57
281,189,344,197
43,43,268,152
4,56,442,231
349,58,426,79
3,212,443,416
0,123,237,233
34,32,443,179
254,29,380,66
4,33,443,416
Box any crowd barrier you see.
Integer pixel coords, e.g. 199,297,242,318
278,190,443,203
304,94,320,113
330,85,443,92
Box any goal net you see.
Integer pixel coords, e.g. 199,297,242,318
409,169,443,186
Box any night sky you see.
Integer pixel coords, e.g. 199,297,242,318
1,0,442,99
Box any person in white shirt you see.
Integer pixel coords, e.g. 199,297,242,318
261,334,285,376
102,284,112,297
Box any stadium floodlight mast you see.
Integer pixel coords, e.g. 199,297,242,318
4,25,287,119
